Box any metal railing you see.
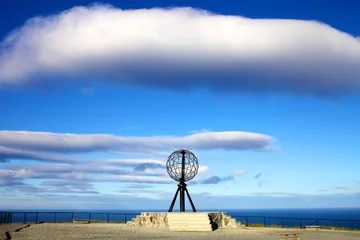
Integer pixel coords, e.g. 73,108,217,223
1,211,360,231
1,211,139,224
233,215,360,231
0,211,12,224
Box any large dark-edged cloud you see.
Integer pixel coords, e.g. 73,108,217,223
0,5,360,95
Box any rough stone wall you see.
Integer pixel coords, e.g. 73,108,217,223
126,212,168,228
208,212,238,228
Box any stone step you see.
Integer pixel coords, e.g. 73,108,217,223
166,212,211,232
167,213,209,219
168,222,211,225
168,228,212,232
167,217,210,221
168,220,210,226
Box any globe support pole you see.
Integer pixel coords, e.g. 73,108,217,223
168,187,180,212
180,150,186,212
168,182,197,212
185,186,196,212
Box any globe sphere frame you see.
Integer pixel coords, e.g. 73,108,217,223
166,149,199,183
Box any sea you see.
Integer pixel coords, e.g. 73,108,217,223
3,208,360,229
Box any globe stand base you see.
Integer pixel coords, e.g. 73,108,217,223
168,182,196,212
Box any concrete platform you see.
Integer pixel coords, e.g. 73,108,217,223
126,212,239,231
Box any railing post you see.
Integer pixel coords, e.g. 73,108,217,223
36,212,39,224
0,212,3,224
107,213,109,223
24,212,27,224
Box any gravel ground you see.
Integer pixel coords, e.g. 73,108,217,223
4,223,360,240
0,224,30,240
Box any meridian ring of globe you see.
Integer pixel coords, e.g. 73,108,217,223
166,149,199,182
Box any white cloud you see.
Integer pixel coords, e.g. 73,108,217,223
0,129,271,196
0,130,274,155
92,175,172,184
198,165,210,174
234,169,247,175
0,5,359,95
0,146,89,163
106,159,166,167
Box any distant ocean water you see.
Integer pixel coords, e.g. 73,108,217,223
4,208,360,229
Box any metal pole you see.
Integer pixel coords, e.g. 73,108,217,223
180,150,186,212
179,184,185,212
0,212,3,224
184,187,196,212
181,150,185,183
168,187,180,212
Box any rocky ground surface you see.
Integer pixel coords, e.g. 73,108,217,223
2,223,360,240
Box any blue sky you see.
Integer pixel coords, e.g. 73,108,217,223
0,0,359,210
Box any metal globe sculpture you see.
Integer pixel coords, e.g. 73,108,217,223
166,149,199,182
166,149,198,212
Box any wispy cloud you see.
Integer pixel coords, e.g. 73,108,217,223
1,5,360,96
234,169,247,176
122,183,155,189
254,173,262,179
0,146,89,163
80,86,95,95
201,175,234,184
0,130,274,156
